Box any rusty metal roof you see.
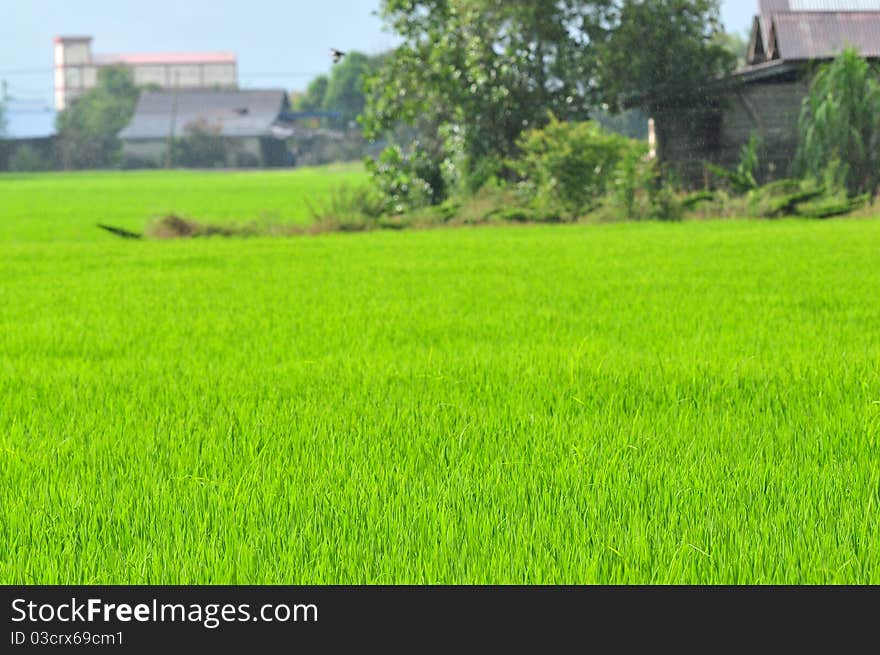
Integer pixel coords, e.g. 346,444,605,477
751,1,880,63
770,11,880,59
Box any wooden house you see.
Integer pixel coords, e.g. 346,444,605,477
656,0,880,186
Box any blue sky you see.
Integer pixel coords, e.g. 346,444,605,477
1,1,756,107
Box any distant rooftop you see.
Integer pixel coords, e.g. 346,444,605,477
53,35,92,43
771,11,880,59
118,89,291,140
93,52,237,66
747,0,880,65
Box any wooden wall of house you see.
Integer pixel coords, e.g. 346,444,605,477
719,78,808,180
657,73,809,188
655,109,715,187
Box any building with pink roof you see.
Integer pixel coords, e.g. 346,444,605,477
53,36,238,110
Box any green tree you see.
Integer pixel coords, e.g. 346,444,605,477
515,115,639,218
322,52,380,129
593,0,734,116
56,67,140,169
293,75,329,113
796,48,880,197
714,29,749,69
363,0,606,201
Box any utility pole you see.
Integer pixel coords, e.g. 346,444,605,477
1,79,8,101
165,71,180,169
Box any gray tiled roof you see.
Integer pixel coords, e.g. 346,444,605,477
119,89,289,140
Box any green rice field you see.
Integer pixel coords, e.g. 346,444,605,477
1,166,879,584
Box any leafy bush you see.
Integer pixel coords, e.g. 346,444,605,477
610,142,654,219
8,145,53,172
796,48,880,197
745,166,869,219
747,180,823,217
173,121,228,168
794,193,869,219
55,67,139,169
306,183,385,229
514,116,638,219
709,133,762,193
364,145,443,215
120,155,159,170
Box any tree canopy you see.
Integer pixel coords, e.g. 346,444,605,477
292,51,383,130
293,75,330,113
56,67,140,169
363,0,602,190
322,52,382,129
592,0,734,116
361,0,731,202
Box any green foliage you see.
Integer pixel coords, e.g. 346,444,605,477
364,0,602,201
293,76,329,113
607,142,683,221
293,52,383,131
794,193,869,219
8,145,53,172
744,166,869,219
322,52,380,129
173,121,229,168
681,190,715,210
747,180,824,218
708,133,762,193
306,182,386,230
796,48,880,198
713,29,749,69
594,0,735,116
610,140,655,218
362,0,737,210
55,67,140,169
515,116,639,219
364,145,442,214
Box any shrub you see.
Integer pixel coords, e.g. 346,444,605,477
709,133,762,193
8,145,52,172
120,155,158,170
174,121,228,168
796,48,880,197
747,179,821,217
306,183,385,228
610,142,654,219
514,116,639,220
606,146,683,222
364,145,442,215
745,164,869,219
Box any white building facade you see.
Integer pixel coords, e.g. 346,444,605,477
54,36,237,110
